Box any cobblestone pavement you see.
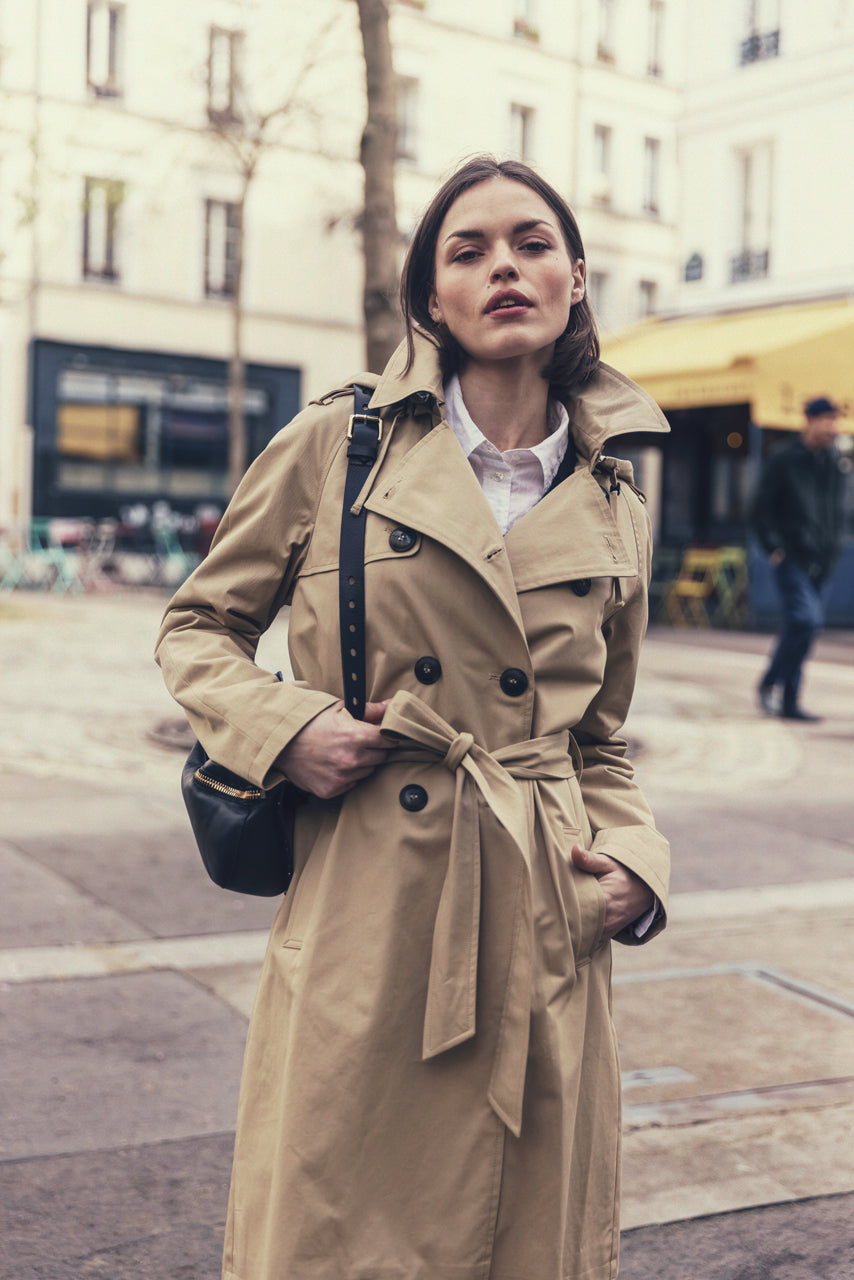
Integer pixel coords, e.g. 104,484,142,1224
1,591,853,1278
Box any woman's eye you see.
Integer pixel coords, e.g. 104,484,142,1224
451,248,481,264
521,239,551,254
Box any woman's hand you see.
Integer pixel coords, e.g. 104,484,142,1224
279,700,394,799
571,844,654,939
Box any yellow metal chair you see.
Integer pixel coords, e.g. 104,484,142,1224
664,546,748,628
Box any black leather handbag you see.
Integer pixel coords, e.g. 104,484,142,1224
181,385,382,895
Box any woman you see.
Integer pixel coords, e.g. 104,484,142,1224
156,156,670,1280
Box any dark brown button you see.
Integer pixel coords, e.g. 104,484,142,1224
499,667,528,697
414,656,442,684
389,527,416,552
399,784,428,812
571,578,592,596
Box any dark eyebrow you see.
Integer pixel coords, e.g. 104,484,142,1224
443,218,553,245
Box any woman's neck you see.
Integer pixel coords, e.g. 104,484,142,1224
457,358,551,452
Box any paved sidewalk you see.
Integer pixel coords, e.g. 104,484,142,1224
1,591,853,1278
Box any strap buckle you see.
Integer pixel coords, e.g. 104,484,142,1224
347,412,383,443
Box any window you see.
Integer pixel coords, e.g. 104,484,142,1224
587,270,608,317
592,123,612,204
208,26,243,123
647,0,664,76
684,252,703,282
509,104,535,161
597,0,616,62
642,136,660,215
741,0,780,63
83,178,123,281
513,0,539,40
638,280,658,316
205,200,241,298
87,1,123,97
396,78,419,162
731,142,772,281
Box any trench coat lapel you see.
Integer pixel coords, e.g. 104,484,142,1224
504,469,636,593
364,420,527,631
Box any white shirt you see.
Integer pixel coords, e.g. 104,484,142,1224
444,374,658,939
443,374,569,534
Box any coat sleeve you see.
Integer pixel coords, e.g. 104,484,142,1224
572,494,670,944
154,404,346,790
749,453,785,555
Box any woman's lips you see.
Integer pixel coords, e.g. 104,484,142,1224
485,289,532,315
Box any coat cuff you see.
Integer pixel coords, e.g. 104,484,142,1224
253,685,341,789
589,824,669,945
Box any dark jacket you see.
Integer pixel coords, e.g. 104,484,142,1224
750,436,844,583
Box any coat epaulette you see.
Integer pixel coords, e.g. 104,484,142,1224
594,454,647,503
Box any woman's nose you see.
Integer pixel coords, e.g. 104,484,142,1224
489,249,519,281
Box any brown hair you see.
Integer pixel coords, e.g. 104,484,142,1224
399,156,599,396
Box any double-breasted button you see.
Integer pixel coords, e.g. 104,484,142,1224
389,527,416,552
414,656,442,684
399,784,428,812
499,667,528,697
571,578,592,597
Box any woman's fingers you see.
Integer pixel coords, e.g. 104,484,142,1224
571,844,654,939
279,700,397,798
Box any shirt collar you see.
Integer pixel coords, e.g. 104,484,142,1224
444,373,569,488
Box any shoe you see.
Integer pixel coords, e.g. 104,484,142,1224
757,682,777,715
780,706,822,722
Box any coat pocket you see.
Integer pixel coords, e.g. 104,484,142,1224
561,826,607,968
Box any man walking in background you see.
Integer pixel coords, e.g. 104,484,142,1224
751,396,845,721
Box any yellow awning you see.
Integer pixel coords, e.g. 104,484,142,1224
601,298,854,430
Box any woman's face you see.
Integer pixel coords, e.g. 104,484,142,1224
429,177,585,370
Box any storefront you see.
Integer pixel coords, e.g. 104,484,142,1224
602,298,854,627
29,339,301,521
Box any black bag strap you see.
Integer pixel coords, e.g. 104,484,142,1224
338,384,383,721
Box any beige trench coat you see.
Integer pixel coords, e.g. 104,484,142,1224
156,334,670,1280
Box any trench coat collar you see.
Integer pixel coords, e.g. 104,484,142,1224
365,334,669,604
369,332,446,415
569,361,670,469
368,331,669,462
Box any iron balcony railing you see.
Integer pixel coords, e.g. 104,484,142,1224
740,29,780,64
730,249,770,282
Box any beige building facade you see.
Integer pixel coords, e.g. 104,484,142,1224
0,0,684,526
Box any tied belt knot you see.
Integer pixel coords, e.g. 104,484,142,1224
381,689,580,1137
443,731,474,772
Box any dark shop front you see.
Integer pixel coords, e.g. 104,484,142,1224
29,339,301,521
604,300,854,628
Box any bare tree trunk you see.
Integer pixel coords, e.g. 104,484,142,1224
354,0,402,373
227,193,247,496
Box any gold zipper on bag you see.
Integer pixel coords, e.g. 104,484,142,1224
194,770,264,801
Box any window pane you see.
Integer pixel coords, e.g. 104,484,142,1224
88,1,121,93
648,0,664,74
396,78,419,161
209,29,236,115
509,105,533,160
58,403,140,461
87,183,109,274
643,137,660,212
207,202,227,293
89,3,111,84
593,124,611,174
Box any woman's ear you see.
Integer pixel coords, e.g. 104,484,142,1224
570,259,586,306
428,291,443,325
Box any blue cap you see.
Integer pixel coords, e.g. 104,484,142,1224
804,396,841,418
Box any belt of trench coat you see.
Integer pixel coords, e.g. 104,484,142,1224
380,689,581,1139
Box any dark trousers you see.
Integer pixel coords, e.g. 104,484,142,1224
761,559,826,711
